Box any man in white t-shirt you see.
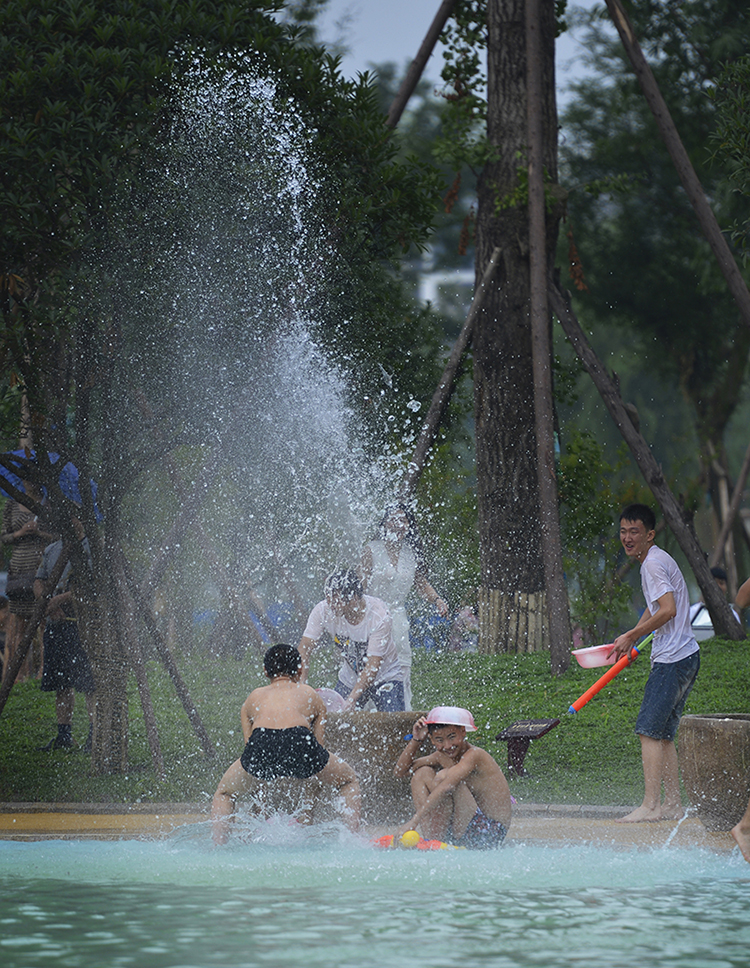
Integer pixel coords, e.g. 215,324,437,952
298,569,405,712
611,504,700,823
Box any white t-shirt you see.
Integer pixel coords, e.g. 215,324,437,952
640,545,698,664
302,595,403,690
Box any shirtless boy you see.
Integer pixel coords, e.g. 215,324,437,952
393,706,511,849
211,644,361,844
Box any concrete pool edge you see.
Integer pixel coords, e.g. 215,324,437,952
0,802,738,852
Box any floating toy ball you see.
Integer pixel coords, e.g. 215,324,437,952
400,830,420,848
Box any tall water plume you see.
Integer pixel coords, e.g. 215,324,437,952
86,60,397,642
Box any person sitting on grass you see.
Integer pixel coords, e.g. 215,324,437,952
393,706,511,849
211,644,361,844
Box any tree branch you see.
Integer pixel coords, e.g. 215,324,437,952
550,283,745,640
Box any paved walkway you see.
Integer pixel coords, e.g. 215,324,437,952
0,802,737,852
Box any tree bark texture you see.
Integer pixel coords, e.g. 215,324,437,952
526,0,571,673
474,0,561,653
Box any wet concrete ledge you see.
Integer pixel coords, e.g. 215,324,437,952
0,802,738,853
0,801,633,818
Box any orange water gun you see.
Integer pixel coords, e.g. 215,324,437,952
568,633,653,714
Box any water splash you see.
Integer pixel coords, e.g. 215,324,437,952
91,59,398,630
662,805,697,849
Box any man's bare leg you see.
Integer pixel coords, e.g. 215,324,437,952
318,754,361,832
618,735,678,822
659,740,684,819
731,799,750,863
211,759,258,845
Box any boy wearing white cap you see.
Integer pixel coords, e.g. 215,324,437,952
393,706,511,848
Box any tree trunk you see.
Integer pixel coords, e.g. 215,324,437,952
526,0,571,674
474,0,562,653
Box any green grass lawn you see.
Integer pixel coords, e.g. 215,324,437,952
0,637,748,808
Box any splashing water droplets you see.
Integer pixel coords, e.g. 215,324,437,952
96,59,395,615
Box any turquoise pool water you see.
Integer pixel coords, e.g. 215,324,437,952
1,818,748,968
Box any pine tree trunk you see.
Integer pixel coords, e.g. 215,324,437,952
474,0,561,652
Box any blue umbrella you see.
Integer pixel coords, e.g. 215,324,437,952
0,450,100,516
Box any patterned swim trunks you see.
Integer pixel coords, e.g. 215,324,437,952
449,809,507,850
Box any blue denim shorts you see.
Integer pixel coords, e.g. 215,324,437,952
635,651,700,741
334,679,405,712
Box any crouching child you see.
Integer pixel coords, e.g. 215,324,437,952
211,644,361,844
393,706,511,849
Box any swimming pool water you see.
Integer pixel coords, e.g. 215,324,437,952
1,820,748,968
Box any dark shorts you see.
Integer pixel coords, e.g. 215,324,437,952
240,726,330,780
40,621,96,694
449,808,507,850
635,650,700,742
334,678,405,712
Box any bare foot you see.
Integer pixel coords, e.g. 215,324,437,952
616,804,664,823
731,823,750,863
660,804,686,821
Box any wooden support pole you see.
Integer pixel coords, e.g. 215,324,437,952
399,246,501,499
526,0,571,675
604,0,750,331
112,552,165,780
549,282,746,641
120,550,216,759
134,393,273,650
709,436,750,575
386,0,457,129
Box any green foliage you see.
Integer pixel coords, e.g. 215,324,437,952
494,154,564,215
558,428,634,642
413,375,479,607
1,636,747,806
434,0,491,175
558,0,750,544
709,53,750,259
0,0,443,443
582,172,639,199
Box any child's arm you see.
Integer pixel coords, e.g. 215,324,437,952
240,695,256,742
398,750,479,834
394,716,429,777
309,690,327,746
297,636,316,684
342,655,382,709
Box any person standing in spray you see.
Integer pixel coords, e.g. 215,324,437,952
611,504,699,823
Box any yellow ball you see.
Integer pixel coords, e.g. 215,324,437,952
400,830,420,848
